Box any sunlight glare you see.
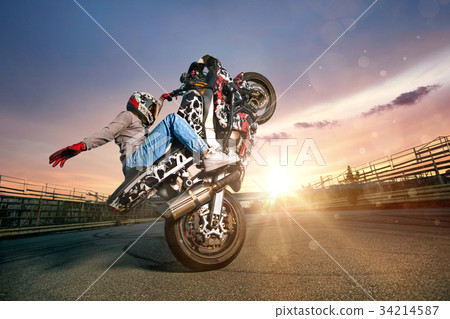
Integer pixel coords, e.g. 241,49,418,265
267,168,292,197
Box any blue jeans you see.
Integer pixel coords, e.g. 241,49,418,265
125,113,208,172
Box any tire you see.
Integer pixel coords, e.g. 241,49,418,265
243,72,277,125
164,190,246,271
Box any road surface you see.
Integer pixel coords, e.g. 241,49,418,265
0,208,449,301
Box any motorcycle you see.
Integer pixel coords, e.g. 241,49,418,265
107,63,276,271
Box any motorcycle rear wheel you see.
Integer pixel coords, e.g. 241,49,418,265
164,190,246,271
243,72,277,125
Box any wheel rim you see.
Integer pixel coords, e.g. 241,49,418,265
178,199,238,258
245,79,274,120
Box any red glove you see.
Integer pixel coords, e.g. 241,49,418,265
49,142,87,168
161,93,173,102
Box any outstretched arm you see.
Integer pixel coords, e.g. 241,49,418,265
49,142,87,168
49,111,132,168
82,111,131,151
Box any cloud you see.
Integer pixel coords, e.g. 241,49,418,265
294,120,339,129
258,131,294,139
291,84,441,130
361,84,441,117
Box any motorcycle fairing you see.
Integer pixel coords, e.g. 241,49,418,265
108,149,195,212
177,90,204,137
180,56,254,136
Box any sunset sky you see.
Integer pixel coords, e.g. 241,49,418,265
1,0,449,196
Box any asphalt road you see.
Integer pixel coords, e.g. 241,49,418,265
0,208,449,301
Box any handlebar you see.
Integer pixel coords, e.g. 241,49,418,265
170,88,185,97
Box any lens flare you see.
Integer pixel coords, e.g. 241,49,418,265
267,168,292,197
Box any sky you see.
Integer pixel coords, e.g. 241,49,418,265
0,0,449,196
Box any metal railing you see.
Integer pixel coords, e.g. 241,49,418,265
310,135,450,189
0,175,109,202
0,175,160,229
0,194,158,229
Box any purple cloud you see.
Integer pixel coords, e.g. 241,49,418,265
294,120,339,129
291,84,441,130
258,131,293,139
362,84,440,117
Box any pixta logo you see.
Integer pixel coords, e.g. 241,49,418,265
251,138,326,166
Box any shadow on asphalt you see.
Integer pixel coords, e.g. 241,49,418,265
123,235,191,273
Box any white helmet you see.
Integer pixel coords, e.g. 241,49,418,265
126,91,157,126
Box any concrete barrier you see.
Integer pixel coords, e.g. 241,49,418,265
0,218,160,238
308,183,450,210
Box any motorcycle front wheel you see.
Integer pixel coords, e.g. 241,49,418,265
164,190,246,271
243,72,277,125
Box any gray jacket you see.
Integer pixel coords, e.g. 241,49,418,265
83,111,146,166
82,98,164,168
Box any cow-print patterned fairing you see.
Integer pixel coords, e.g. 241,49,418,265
109,151,188,212
177,91,204,137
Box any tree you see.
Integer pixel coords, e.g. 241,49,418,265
345,165,355,184
355,170,360,182
343,166,360,206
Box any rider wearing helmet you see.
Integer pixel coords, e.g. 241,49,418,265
49,91,237,174
178,55,254,145
126,91,159,127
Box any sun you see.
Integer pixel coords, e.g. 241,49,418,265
267,168,292,197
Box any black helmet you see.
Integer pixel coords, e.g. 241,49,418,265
126,91,157,126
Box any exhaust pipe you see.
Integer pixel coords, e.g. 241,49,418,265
157,171,240,221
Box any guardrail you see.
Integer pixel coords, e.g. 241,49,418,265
0,218,159,238
0,175,161,230
0,194,160,229
302,183,450,211
0,175,109,202
310,135,450,189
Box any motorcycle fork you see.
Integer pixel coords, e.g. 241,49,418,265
209,172,225,224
